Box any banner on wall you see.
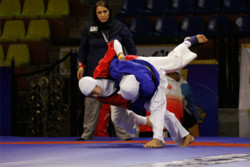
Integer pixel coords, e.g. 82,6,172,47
136,45,175,57
239,44,250,137
184,62,218,136
0,67,11,135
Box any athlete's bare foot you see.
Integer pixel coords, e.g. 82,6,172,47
178,134,194,147
146,116,152,128
184,34,208,44
144,138,163,148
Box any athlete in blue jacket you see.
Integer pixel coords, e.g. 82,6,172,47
79,35,208,147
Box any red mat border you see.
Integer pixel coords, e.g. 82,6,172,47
1,141,250,147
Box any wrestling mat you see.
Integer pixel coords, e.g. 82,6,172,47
1,136,250,167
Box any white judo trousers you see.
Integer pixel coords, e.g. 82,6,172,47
111,41,196,145
111,67,188,145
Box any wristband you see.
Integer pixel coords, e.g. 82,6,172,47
186,36,199,45
79,62,84,68
118,54,124,60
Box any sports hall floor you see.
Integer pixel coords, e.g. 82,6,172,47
0,136,250,167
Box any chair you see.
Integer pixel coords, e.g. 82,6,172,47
221,0,246,14
179,16,205,37
144,0,169,16
0,20,25,42
18,0,45,18
169,0,194,15
0,45,5,65
0,0,21,19
116,16,127,26
4,44,30,67
21,19,50,41
43,0,69,18
129,17,152,37
206,16,231,37
195,0,220,14
247,0,250,13
154,17,178,37
235,16,250,35
118,0,144,16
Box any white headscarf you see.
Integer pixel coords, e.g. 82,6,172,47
176,70,187,84
79,76,117,97
78,76,97,96
117,75,140,102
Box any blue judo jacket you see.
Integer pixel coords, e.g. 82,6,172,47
110,57,160,116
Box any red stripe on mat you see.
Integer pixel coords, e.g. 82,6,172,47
1,141,250,147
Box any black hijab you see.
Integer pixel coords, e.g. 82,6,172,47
88,0,124,37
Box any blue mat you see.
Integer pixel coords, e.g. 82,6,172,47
1,136,250,167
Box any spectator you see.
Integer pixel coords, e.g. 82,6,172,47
165,75,184,124
168,70,198,130
139,75,184,137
